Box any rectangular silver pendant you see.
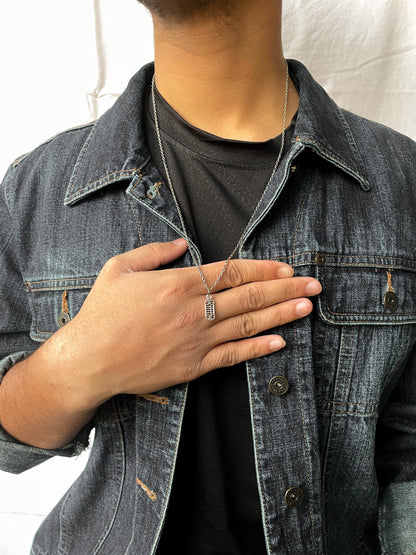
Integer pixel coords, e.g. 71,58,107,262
205,294,216,321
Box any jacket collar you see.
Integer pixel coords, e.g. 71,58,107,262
64,59,369,206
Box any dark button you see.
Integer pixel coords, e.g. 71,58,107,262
315,253,325,266
57,311,71,327
269,376,289,396
285,486,304,508
383,291,398,311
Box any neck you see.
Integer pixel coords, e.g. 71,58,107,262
152,0,299,141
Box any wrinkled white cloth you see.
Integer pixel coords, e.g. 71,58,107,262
282,0,416,139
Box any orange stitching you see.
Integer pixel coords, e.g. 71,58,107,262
26,276,96,286
61,290,69,313
137,394,169,406
386,270,395,292
325,305,415,318
297,135,367,186
26,285,93,292
69,154,149,200
270,253,416,271
136,478,157,501
146,181,162,199
71,168,138,197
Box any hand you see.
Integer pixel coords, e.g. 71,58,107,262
51,239,321,410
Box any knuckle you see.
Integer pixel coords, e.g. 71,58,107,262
101,255,120,276
221,345,238,367
244,283,264,309
172,307,200,330
248,343,262,360
226,261,245,288
280,278,298,301
176,365,194,384
239,313,256,338
163,273,187,300
179,358,204,383
146,242,164,257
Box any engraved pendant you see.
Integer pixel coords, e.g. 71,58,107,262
204,294,216,321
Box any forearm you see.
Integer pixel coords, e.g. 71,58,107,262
0,337,99,450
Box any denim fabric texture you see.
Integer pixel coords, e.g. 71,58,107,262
0,60,415,555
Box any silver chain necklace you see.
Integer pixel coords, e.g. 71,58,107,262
151,61,289,321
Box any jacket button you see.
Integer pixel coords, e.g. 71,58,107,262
383,291,398,311
57,311,71,327
269,376,289,396
315,253,325,266
285,486,304,508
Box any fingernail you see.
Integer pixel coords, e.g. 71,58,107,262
173,238,187,245
277,266,293,278
269,337,286,350
305,280,321,295
295,300,311,315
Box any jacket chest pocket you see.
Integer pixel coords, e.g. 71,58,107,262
25,277,96,342
312,262,416,415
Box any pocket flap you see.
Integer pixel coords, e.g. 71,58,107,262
317,265,416,325
26,277,96,342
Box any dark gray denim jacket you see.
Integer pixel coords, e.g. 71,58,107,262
1,60,415,555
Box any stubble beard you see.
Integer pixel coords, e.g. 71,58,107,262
137,0,239,24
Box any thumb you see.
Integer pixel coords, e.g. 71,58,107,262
119,238,188,273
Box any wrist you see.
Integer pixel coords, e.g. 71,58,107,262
36,321,113,414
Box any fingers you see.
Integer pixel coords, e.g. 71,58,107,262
104,239,189,274
185,258,294,294
209,297,315,345
213,276,321,321
201,334,286,372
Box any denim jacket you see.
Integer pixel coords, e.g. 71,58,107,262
0,60,415,555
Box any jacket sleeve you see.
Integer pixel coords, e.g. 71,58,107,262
0,165,91,474
376,342,416,554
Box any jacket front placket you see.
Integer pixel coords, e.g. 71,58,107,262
124,160,203,554
237,140,323,555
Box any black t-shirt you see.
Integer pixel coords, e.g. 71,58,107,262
143,83,296,554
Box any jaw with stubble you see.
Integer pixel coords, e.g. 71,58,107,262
137,0,240,23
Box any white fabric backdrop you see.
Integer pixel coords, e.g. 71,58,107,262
0,1,415,553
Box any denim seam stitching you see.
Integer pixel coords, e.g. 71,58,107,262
335,326,347,401
26,277,97,287
246,362,272,554
318,324,330,401
149,385,189,555
341,329,355,403
291,179,314,260
67,122,100,197
299,135,369,188
336,106,366,174
326,306,416,317
70,168,138,200
27,284,93,292
293,321,318,552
